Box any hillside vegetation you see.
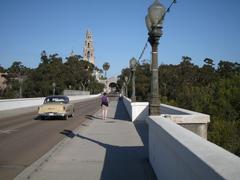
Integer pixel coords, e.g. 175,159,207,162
118,57,240,156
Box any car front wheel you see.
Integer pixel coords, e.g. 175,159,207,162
64,115,68,120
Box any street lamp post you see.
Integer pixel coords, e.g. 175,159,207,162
145,0,166,115
52,82,56,95
124,75,129,97
130,57,137,102
122,82,126,96
19,78,23,98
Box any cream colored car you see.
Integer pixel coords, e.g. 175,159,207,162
38,96,74,120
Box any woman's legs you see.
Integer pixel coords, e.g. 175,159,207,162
104,109,108,120
102,107,104,119
102,105,108,120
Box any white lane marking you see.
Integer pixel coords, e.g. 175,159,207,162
0,129,17,135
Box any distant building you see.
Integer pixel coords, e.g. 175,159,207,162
0,73,7,90
83,30,95,65
99,76,118,93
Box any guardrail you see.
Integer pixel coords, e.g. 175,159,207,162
148,116,240,180
0,94,100,111
122,96,148,122
122,96,210,138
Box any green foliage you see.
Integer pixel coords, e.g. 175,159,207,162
117,68,131,97
102,62,110,78
7,61,30,75
0,65,5,73
118,63,151,100
119,57,240,156
135,63,151,101
157,59,240,155
1,51,104,98
208,118,240,156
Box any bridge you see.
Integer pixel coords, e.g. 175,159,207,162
98,76,118,93
0,95,240,180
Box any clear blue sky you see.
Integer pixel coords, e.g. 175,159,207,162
0,0,240,77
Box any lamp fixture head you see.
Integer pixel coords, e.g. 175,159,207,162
146,0,166,32
130,57,137,69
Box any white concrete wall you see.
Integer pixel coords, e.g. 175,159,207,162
148,116,240,180
0,97,45,111
122,96,148,122
0,94,100,111
161,104,210,124
122,96,210,127
132,102,148,122
63,90,90,96
123,97,132,119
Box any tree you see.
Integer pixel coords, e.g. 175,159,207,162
198,58,216,86
135,63,151,101
204,58,215,67
41,50,49,64
181,56,192,64
7,61,29,76
118,68,131,97
119,58,240,156
102,62,110,78
0,65,5,73
2,61,30,98
217,60,237,78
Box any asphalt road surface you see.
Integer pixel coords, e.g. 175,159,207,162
0,97,101,180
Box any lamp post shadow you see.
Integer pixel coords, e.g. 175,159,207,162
61,123,156,180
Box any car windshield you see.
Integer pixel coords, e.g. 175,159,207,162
44,97,69,104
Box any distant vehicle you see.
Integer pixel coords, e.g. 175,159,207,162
38,95,74,120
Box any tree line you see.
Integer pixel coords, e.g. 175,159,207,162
1,53,240,156
118,57,240,156
0,51,104,98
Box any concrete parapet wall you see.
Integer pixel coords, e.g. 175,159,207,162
148,116,240,180
68,94,100,102
0,97,45,111
160,104,210,139
161,103,210,124
122,97,132,118
63,90,90,96
122,96,210,138
0,94,100,111
122,96,148,122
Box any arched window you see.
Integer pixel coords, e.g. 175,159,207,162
87,51,90,60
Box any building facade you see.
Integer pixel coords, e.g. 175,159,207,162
83,30,95,65
0,73,7,90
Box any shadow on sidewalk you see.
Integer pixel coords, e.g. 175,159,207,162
60,99,156,179
60,129,156,180
85,114,102,120
113,100,131,121
133,122,149,157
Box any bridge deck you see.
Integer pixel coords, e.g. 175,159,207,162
15,100,156,180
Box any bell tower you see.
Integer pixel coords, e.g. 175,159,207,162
83,30,95,64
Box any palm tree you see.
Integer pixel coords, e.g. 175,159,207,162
102,62,110,78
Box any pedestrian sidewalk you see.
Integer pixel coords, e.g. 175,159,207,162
15,100,156,180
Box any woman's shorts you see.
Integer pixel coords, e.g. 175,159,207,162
102,104,108,110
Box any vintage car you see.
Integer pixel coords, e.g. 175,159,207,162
38,95,74,120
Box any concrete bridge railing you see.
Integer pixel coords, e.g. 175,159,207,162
122,96,148,123
0,94,100,111
122,96,240,179
122,96,210,139
148,116,240,180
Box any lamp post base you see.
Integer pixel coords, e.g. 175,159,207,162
131,96,136,102
149,104,160,115
149,95,160,115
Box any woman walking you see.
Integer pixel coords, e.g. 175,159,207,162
101,92,109,120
